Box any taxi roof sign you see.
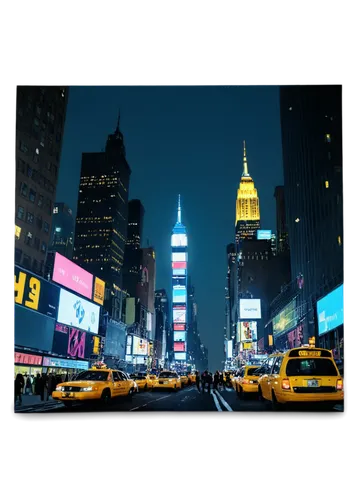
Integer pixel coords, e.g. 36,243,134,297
288,348,332,358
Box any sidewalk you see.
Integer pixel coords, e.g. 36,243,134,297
14,393,63,412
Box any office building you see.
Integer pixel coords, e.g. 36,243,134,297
45,202,75,277
122,200,145,298
15,86,68,275
274,186,289,254
154,289,170,368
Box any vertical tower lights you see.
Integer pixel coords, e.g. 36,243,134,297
171,195,188,367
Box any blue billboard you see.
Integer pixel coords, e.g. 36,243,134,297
317,284,343,336
257,230,272,240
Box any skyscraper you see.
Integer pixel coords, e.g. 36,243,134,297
154,289,170,368
235,141,261,241
15,86,68,275
171,195,188,367
122,200,145,298
45,202,75,278
73,116,131,288
126,199,145,250
274,186,289,253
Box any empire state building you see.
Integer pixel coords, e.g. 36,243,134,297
235,141,261,240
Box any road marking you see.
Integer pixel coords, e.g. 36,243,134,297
129,394,172,411
212,391,222,411
214,390,233,411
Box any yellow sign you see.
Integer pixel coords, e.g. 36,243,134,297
243,342,252,350
268,335,273,346
93,277,105,305
15,225,21,240
15,271,41,311
309,337,315,347
93,336,100,354
298,350,321,357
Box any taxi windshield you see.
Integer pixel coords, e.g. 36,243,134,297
74,371,109,381
246,368,260,376
131,374,146,380
286,359,338,377
159,372,176,378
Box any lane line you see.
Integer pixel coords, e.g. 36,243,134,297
129,394,172,411
214,390,233,411
212,391,223,411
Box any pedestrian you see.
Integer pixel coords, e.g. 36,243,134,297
47,373,56,400
219,371,224,390
25,374,32,395
39,373,46,401
201,370,208,393
213,371,219,390
15,373,24,405
206,372,213,394
35,373,41,395
195,370,201,393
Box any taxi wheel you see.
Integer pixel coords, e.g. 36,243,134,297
128,388,134,400
271,391,283,411
174,385,177,392
101,389,111,405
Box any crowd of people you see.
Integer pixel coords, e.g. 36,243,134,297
14,372,70,405
194,370,231,393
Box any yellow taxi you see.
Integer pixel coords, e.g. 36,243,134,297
148,374,158,385
179,374,189,387
256,347,344,410
52,365,136,407
129,373,155,390
188,373,196,384
233,365,261,399
153,371,182,391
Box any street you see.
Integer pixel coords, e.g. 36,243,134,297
15,385,344,413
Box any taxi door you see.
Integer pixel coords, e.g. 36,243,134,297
269,357,283,398
260,357,275,400
112,371,123,396
118,371,131,395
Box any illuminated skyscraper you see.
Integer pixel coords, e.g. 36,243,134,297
235,141,261,240
171,195,188,367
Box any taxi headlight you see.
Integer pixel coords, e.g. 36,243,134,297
80,387,93,392
56,386,64,392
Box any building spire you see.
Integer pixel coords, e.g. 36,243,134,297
243,140,249,176
177,194,181,223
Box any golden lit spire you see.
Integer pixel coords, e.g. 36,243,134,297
243,140,249,176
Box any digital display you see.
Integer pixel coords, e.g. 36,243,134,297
174,353,186,361
15,352,42,365
226,340,233,359
243,342,253,350
174,324,186,331
52,253,93,299
172,268,186,276
171,234,188,247
172,252,187,262
257,230,272,240
239,321,257,342
173,286,187,303
15,266,60,318
43,357,89,370
272,299,297,337
172,262,187,269
174,331,186,342
93,277,105,305
52,325,99,360
147,312,152,332
174,341,186,352
173,309,186,323
57,288,100,333
239,299,261,319
317,284,343,336
132,336,148,356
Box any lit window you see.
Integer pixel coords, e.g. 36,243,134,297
17,206,25,220
325,180,329,188
15,225,22,240
325,133,331,143
53,207,58,214
338,236,342,246
295,218,300,223
289,107,293,111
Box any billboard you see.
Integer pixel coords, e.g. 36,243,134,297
174,352,186,361
171,233,188,247
172,268,186,276
172,262,187,269
239,321,258,342
174,341,186,352
173,286,187,303
15,352,42,365
132,337,148,356
317,284,343,336
125,297,135,325
52,323,101,359
43,356,89,370
173,309,186,323
57,288,100,333
257,230,272,240
172,252,187,262
52,253,93,299
174,331,186,342
272,298,297,337
226,340,233,359
15,266,60,318
15,305,56,352
174,323,186,331
93,277,105,305
239,299,261,319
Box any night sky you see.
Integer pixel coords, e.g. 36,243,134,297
56,86,284,371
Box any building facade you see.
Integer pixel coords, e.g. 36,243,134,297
154,289,170,368
122,200,145,298
15,86,68,275
274,186,289,254
45,202,75,278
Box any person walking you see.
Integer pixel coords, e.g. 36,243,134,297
219,371,224,390
39,373,46,401
213,371,219,391
25,374,32,395
201,370,208,393
195,370,201,393
15,373,24,405
207,372,213,394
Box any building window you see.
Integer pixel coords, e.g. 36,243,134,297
15,225,22,240
20,142,28,153
17,206,25,220
15,248,22,264
26,212,34,224
338,236,342,246
29,189,36,203
325,180,329,189
44,221,49,233
34,237,40,250
20,182,28,197
325,133,331,143
38,195,43,207
36,216,43,229
36,106,42,116
25,231,33,245
27,165,33,178
32,259,39,273
41,242,47,253
22,254,31,268
17,159,26,173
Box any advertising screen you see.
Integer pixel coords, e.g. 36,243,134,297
239,321,258,342
172,276,186,285
43,356,89,370
226,340,233,359
52,253,93,299
174,331,186,342
173,309,186,323
239,299,261,319
57,288,100,333
272,298,297,337
147,312,152,332
257,230,272,240
171,233,188,247
15,352,42,365
132,337,148,356
173,286,187,303
15,265,60,318
172,262,186,269
174,352,186,361
174,323,186,331
52,324,101,359
172,252,187,262
93,277,105,305
317,284,343,336
172,268,186,276
174,341,186,352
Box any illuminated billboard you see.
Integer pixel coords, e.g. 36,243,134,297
172,262,187,269
239,299,261,319
272,298,297,337
226,340,233,359
171,233,188,247
93,277,105,305
172,252,187,262
133,337,148,356
173,286,186,303
173,309,186,323
172,268,186,276
257,230,272,240
57,288,100,333
174,323,186,331
174,331,186,342
174,341,186,352
174,352,186,361
317,284,343,336
52,253,93,300
239,321,258,342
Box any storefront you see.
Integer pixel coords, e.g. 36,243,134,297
42,356,89,379
14,351,43,378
